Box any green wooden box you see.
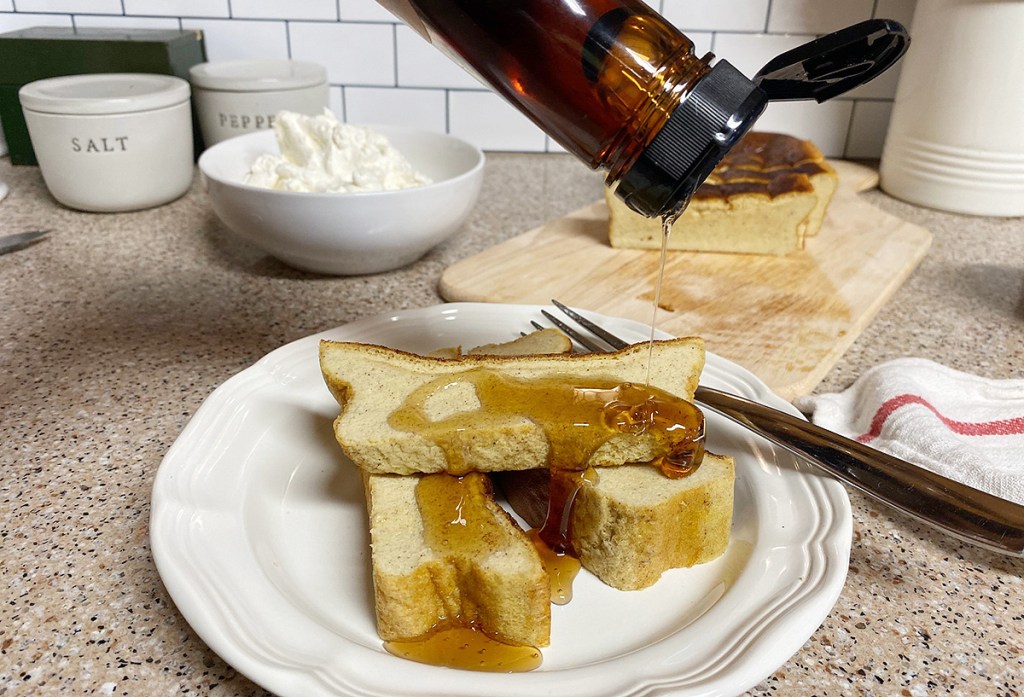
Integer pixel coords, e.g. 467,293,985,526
0,26,207,165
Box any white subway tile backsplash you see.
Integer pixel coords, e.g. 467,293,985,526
711,32,811,77
449,91,546,152
767,0,874,34
1,3,902,156
329,85,345,120
685,30,714,58
661,0,769,33
846,100,894,159
17,0,121,13
74,15,182,29
231,0,337,22
396,25,480,89
339,0,398,22
874,0,917,28
753,99,854,157
0,12,72,32
125,0,228,18
344,86,446,132
181,18,287,61
290,21,395,86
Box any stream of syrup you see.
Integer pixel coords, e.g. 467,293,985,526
647,209,686,383
532,467,598,605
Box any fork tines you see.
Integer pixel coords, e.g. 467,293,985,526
535,301,634,354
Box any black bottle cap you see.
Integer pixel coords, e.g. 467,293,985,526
613,19,910,219
615,60,767,219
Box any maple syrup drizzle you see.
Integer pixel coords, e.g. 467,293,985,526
390,371,705,478
384,624,542,673
416,471,501,552
529,528,581,606
530,467,597,605
648,206,689,384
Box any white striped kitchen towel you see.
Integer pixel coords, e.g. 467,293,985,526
795,358,1024,504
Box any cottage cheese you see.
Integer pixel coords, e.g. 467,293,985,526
243,110,431,193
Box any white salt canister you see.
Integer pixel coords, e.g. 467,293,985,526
189,60,328,146
19,73,194,212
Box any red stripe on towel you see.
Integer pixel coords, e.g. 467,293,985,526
857,393,1024,443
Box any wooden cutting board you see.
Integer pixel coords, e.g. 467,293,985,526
440,160,932,400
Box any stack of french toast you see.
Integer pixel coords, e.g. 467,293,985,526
318,327,735,667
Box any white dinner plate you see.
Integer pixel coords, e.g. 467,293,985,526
151,302,851,697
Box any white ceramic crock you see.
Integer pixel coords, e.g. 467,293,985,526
19,73,194,213
189,60,329,147
879,0,1024,217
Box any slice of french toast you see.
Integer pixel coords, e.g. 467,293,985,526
497,453,734,591
319,336,705,476
364,470,550,646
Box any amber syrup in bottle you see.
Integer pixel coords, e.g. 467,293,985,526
377,0,711,191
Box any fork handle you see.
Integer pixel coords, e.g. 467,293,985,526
695,385,1024,556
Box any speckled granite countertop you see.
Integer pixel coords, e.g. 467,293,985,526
1,154,1022,696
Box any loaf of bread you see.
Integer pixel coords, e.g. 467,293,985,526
607,131,838,255
319,337,705,476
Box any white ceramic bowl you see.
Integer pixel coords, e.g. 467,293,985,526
198,127,485,275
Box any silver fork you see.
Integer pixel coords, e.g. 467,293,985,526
540,300,1024,558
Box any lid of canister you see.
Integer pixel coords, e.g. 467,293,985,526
188,60,327,92
18,73,191,115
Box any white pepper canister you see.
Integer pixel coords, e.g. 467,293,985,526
19,73,194,213
879,0,1024,216
189,60,329,146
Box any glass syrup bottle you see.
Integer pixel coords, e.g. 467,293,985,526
378,0,909,219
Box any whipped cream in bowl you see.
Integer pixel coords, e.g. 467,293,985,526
244,110,432,194
198,111,485,275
